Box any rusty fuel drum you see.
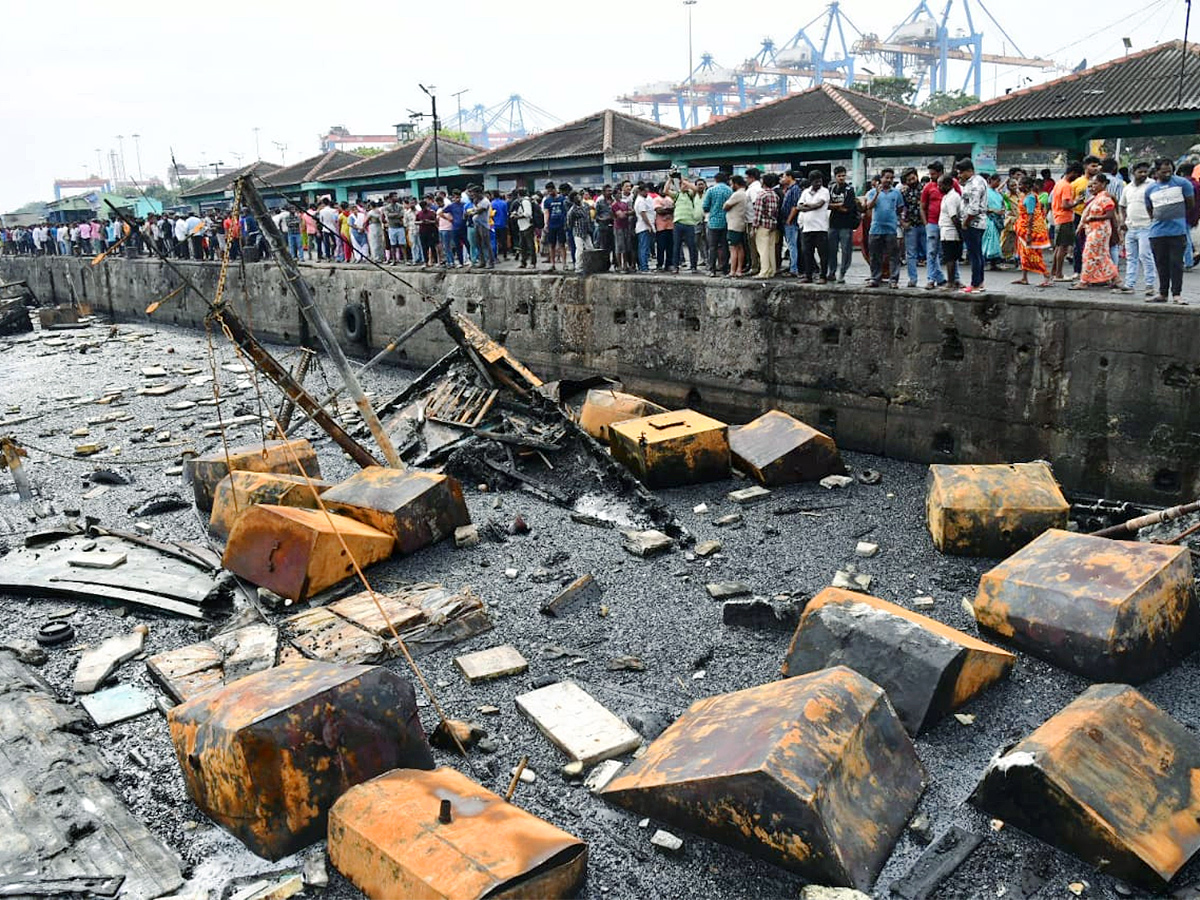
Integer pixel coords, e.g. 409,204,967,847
187,439,322,513
729,410,845,486
321,467,470,556
782,587,1015,735
221,504,395,603
328,766,588,900
168,660,434,861
578,389,669,445
208,470,334,540
973,528,1199,682
925,462,1069,557
971,683,1200,891
608,409,730,488
600,666,924,892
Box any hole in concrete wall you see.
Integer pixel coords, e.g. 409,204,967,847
790,326,799,336
819,409,837,434
1099,357,1109,368
394,294,406,307
822,326,840,345
1163,364,1197,388
1015,344,1031,363
933,430,955,455
614,309,627,325
360,289,371,304
685,316,700,331
466,300,480,314
734,319,742,328
685,387,702,408
516,300,530,315
845,327,853,337
283,332,290,342
941,328,965,361
895,325,908,339
1154,469,1182,493
280,285,287,296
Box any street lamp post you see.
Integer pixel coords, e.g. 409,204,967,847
419,84,441,191
684,0,696,85
131,133,144,181
115,134,126,183
253,127,261,161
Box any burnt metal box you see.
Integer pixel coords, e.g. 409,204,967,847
600,666,924,891
974,528,1198,682
208,471,334,540
608,409,730,488
971,684,1200,891
926,462,1069,557
729,410,845,486
221,505,394,602
329,766,587,899
322,467,470,556
167,660,434,860
187,439,321,513
782,587,1015,735
578,389,668,445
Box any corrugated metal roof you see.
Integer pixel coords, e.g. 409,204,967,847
321,136,483,181
940,40,1200,126
179,161,282,198
262,150,363,187
647,85,935,151
461,111,674,166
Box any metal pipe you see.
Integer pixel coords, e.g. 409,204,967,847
1,438,33,502
1089,498,1200,539
240,177,402,468
275,349,315,433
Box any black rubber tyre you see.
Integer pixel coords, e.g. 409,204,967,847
36,621,75,647
341,303,367,342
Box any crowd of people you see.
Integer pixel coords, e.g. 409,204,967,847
3,156,1195,302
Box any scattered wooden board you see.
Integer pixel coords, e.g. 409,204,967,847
74,626,147,694
281,608,387,665
329,582,493,656
145,623,278,703
515,680,641,765
454,645,528,683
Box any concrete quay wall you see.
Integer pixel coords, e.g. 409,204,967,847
5,254,1199,506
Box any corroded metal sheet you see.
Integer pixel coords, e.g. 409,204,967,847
322,467,470,556
209,471,334,540
782,587,1015,735
926,462,1069,557
729,410,844,486
971,683,1200,891
328,767,587,900
221,505,394,603
167,660,434,861
578,390,669,445
608,409,730,488
600,666,924,891
187,440,321,513
974,529,1198,682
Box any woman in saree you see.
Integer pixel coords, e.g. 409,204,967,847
983,174,1005,269
1070,174,1122,290
999,174,1019,262
1013,176,1052,286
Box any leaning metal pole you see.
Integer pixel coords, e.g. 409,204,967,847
240,177,402,468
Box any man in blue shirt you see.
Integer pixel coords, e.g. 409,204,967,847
863,167,904,287
1145,157,1197,304
542,182,569,272
702,172,733,277
490,191,509,260
780,170,802,276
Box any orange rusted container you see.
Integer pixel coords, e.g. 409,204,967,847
974,528,1198,682
208,471,334,539
329,766,587,899
971,683,1200,890
600,666,924,891
782,587,1015,735
608,409,730,488
729,410,844,486
322,467,470,556
926,462,1069,557
578,389,669,445
167,660,433,861
221,505,394,602
187,439,321,513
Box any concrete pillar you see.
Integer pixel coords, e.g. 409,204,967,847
851,149,866,189
602,164,614,185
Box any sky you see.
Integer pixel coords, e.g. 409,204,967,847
2,0,1189,211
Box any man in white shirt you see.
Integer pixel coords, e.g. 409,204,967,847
633,183,656,273
1119,161,1156,296
798,171,831,283
317,199,340,261
172,215,189,258
745,167,763,274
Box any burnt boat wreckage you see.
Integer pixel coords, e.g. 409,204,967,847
8,173,1200,900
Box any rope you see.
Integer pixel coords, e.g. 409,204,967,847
16,440,193,466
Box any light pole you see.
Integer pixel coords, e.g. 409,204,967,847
115,134,127,182
131,133,144,181
684,0,696,85
272,141,288,163
419,84,441,191
253,127,261,161
452,89,468,130
94,148,103,181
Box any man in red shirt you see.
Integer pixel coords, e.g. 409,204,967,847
920,161,961,289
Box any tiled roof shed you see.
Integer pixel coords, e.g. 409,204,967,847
179,161,281,200
939,41,1200,127
262,150,362,188
647,85,935,152
323,136,483,182
461,110,674,167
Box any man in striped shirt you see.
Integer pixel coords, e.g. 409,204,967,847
753,173,781,279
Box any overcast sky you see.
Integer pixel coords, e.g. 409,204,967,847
2,0,1187,210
